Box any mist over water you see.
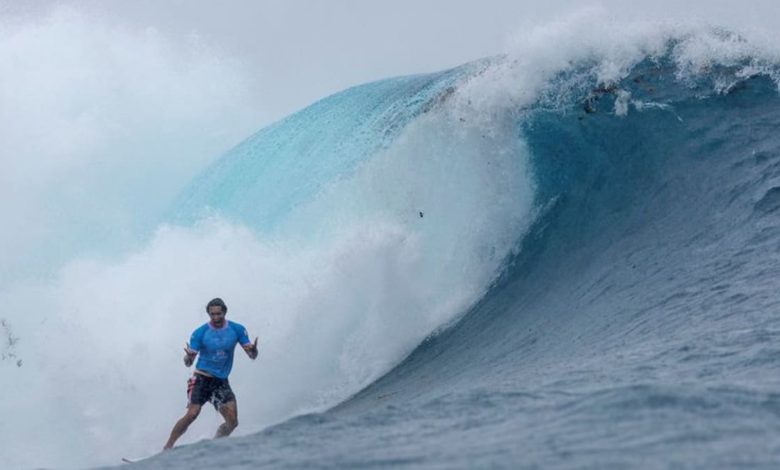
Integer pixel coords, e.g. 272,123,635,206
3,5,780,469
0,7,262,285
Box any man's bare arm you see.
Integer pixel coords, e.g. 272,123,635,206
183,343,197,367
242,337,259,360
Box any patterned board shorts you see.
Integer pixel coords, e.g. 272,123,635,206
187,373,236,410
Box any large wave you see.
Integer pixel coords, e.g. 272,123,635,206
3,11,780,469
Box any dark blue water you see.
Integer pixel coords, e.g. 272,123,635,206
121,51,780,469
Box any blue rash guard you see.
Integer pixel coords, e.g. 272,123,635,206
190,321,251,379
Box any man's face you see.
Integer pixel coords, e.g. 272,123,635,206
208,306,226,326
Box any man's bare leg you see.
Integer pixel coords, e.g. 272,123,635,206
215,400,238,438
164,404,202,450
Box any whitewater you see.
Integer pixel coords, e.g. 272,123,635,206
1,12,780,469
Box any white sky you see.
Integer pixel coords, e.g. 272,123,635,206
2,0,779,123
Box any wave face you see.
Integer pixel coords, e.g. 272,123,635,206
133,26,780,469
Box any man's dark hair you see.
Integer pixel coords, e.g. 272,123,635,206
206,297,228,313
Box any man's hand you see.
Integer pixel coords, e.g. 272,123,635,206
183,343,197,367
242,337,259,360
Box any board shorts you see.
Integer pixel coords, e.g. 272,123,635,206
187,373,236,410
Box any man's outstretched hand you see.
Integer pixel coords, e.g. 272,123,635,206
183,343,197,367
243,337,259,360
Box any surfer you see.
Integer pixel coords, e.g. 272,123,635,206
163,297,259,450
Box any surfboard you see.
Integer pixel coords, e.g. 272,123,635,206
121,454,155,464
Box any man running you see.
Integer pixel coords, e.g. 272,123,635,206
164,297,258,450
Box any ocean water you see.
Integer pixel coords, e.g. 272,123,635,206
2,16,780,470
126,26,780,469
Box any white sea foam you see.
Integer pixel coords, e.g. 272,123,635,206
451,9,780,123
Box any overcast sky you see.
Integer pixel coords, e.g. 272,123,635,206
3,0,779,123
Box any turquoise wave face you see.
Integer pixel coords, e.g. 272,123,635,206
172,64,477,232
